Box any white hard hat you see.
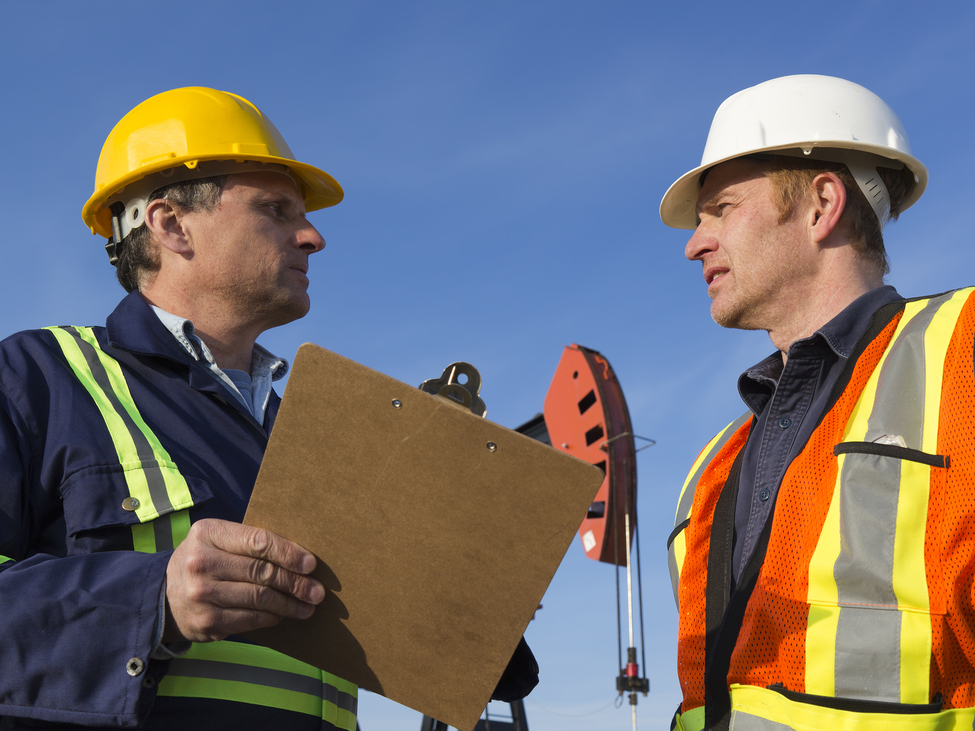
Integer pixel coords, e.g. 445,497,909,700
659,75,928,230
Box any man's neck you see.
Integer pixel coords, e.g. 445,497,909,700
769,266,885,362
139,292,258,371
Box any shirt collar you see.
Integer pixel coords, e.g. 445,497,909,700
737,285,902,409
149,305,289,381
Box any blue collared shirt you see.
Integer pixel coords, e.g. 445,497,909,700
150,306,288,426
731,285,903,582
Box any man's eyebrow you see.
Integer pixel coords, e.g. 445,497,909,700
696,191,723,215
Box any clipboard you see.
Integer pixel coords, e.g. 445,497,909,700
243,344,604,730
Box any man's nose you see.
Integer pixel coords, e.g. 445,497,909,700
684,225,713,261
297,222,326,253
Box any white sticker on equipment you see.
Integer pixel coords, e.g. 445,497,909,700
582,530,597,552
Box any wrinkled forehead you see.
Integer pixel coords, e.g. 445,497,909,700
223,168,303,199
696,157,772,207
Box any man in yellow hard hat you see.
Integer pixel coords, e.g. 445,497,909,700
662,75,975,731
0,87,536,729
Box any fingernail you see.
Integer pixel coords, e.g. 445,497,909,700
309,584,325,603
300,555,316,574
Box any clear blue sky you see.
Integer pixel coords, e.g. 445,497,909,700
1,3,973,728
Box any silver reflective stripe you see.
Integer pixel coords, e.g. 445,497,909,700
832,294,946,701
167,656,358,716
152,515,174,552
730,710,793,730
322,681,358,714
169,656,323,697
60,327,175,517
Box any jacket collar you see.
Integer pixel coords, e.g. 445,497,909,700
105,292,253,412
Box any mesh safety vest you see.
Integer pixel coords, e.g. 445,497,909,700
47,325,358,731
667,288,975,731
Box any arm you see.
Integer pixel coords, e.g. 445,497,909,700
0,382,325,727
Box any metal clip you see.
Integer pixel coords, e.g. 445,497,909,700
419,362,486,417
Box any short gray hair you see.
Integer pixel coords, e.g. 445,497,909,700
115,175,228,292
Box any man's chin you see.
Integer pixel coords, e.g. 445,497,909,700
710,301,756,331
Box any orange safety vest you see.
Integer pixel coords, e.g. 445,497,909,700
668,288,975,731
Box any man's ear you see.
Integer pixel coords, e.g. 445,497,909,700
808,171,847,244
144,199,193,256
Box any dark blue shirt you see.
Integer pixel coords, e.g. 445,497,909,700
731,285,903,582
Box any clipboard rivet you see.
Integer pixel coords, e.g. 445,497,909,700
486,442,497,452
392,399,402,409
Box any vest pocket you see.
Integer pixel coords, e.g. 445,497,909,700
766,684,943,715
833,441,949,469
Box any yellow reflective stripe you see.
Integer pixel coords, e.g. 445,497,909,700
132,522,156,553
47,326,156,520
182,640,320,676
893,290,969,703
159,641,357,728
46,326,194,525
0,555,12,565
160,675,324,717
70,327,194,519
672,531,687,586
131,510,193,553
671,416,748,607
729,684,975,730
805,439,844,697
674,705,704,731
675,421,734,521
806,301,929,698
919,288,972,455
171,509,191,548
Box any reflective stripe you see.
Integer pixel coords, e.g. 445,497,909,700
159,641,358,729
669,412,751,606
45,326,194,529
806,289,971,704
725,685,975,731
132,510,192,552
47,325,357,726
0,555,11,564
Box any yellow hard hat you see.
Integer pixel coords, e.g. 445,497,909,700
82,87,343,239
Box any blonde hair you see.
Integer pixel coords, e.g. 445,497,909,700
763,157,915,277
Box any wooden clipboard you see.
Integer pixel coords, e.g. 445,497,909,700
243,344,604,730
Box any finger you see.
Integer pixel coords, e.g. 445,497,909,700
174,605,300,643
192,550,325,604
213,580,321,620
195,520,317,575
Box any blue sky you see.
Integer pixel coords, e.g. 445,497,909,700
2,3,973,728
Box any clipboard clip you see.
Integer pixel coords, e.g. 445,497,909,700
419,362,487,417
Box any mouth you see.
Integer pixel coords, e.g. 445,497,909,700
704,267,728,286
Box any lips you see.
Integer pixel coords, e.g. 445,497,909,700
704,266,728,285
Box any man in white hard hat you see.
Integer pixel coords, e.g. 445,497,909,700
0,88,536,730
662,75,975,731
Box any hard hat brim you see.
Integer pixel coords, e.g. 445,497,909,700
659,142,928,231
82,153,343,239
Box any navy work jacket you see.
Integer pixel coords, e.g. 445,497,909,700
0,292,313,729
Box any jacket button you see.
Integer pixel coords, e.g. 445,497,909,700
759,489,771,502
778,417,792,429
126,657,146,677
122,497,140,511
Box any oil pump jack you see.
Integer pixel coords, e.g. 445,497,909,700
419,345,650,731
